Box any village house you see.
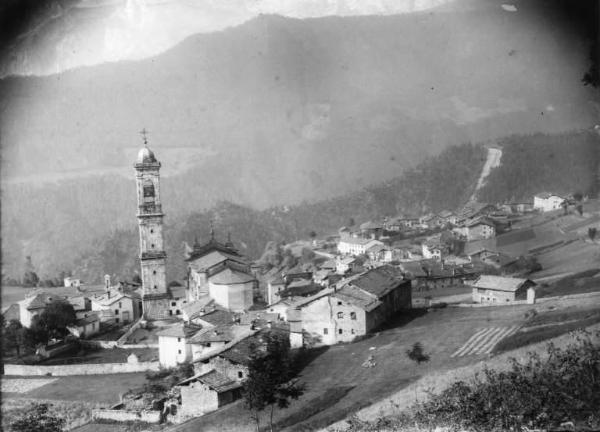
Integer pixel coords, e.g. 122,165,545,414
337,237,384,256
336,256,364,275
188,324,254,362
533,192,565,212
297,266,411,346
64,277,82,288
17,292,67,328
421,240,445,261
157,323,202,368
90,290,137,324
438,210,459,226
471,275,536,304
458,203,498,222
67,313,101,339
175,370,242,420
454,217,496,241
359,221,384,239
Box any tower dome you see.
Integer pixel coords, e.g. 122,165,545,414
137,147,157,164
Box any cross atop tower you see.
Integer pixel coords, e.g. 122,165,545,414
140,128,149,146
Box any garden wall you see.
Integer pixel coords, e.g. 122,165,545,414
3,361,159,376
92,408,161,423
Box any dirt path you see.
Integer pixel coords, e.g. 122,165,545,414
469,147,502,202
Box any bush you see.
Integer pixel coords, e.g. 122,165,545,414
415,330,600,431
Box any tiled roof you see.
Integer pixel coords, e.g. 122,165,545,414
219,328,289,365
179,369,241,393
90,291,131,307
471,275,535,292
398,262,428,278
182,297,215,319
20,292,67,310
209,267,255,285
189,250,248,272
188,324,246,344
74,313,100,326
535,192,562,200
338,237,383,247
333,285,381,312
238,311,280,325
360,221,383,230
156,323,202,338
269,275,285,285
169,285,187,299
344,265,407,298
196,309,236,326
278,283,321,298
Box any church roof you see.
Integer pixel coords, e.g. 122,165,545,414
186,236,242,262
189,250,248,272
209,268,255,285
136,147,157,164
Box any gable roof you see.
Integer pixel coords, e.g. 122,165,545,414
19,292,67,310
338,237,383,247
472,275,535,292
189,250,248,272
90,290,131,307
333,285,382,312
188,324,249,344
178,369,241,393
182,297,215,319
218,327,289,365
195,309,236,327
342,265,407,298
156,323,203,338
535,192,563,200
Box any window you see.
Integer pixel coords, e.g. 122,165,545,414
351,329,355,334
178,349,182,354
115,309,119,315
178,337,181,342
150,229,154,233
206,342,211,348
337,312,343,319
118,302,122,308
153,271,157,275
238,371,243,379
171,302,176,307
176,310,181,315
338,329,343,335
337,301,342,306
151,243,155,248
115,318,120,323
323,328,328,335
350,312,356,320
154,285,157,290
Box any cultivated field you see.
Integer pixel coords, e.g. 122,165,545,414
166,304,541,432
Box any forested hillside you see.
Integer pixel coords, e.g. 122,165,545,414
1,143,486,284
3,129,598,285
479,131,599,202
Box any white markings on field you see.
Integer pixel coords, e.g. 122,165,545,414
1,378,58,393
451,326,520,357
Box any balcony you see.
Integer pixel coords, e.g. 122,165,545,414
137,203,163,216
140,251,167,260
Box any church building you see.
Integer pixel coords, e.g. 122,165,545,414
186,232,255,312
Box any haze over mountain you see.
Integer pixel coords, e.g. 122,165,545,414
1,0,598,281
0,0,455,77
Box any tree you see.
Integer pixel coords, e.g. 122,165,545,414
3,319,23,357
22,256,39,287
37,300,77,341
243,332,305,432
406,342,430,365
10,403,64,432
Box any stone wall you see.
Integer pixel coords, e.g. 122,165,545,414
92,408,161,423
3,361,159,376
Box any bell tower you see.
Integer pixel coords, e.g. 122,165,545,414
134,129,169,319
